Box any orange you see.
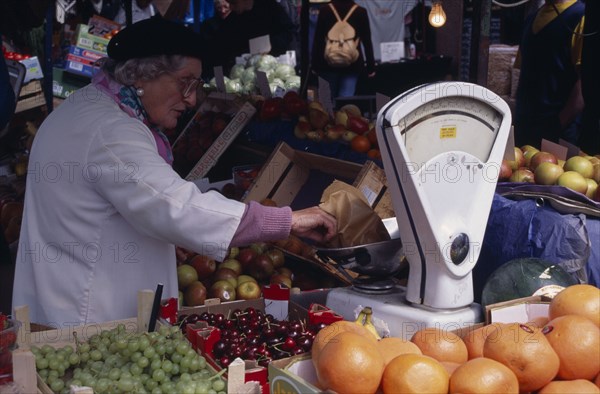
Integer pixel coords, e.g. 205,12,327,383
315,331,384,394
381,353,449,394
311,320,375,368
483,322,559,392
350,135,371,153
595,372,600,387
366,148,381,160
410,327,468,364
538,379,600,394
462,323,504,360
376,337,422,366
543,314,600,380
549,284,600,327
449,357,519,394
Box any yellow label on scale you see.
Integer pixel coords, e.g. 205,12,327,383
440,126,457,139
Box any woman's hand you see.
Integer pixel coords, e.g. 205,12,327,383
291,207,337,244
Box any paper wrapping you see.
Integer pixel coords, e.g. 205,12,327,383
319,180,391,248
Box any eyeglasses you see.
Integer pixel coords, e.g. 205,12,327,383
171,75,204,98
181,77,204,98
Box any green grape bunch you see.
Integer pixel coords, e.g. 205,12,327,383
31,324,227,394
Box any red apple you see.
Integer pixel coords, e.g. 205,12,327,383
507,147,525,171
237,247,257,269
265,248,285,269
270,273,292,289
284,97,307,117
189,254,216,280
247,254,275,281
260,97,283,121
184,281,207,306
499,160,513,181
236,281,262,300
347,115,369,135
209,280,236,302
529,151,558,171
211,116,229,136
213,268,239,288
509,168,535,183
293,120,310,139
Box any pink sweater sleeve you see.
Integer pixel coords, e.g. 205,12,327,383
230,201,292,247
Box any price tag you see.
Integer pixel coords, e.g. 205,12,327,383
213,66,226,93
559,138,581,159
541,139,568,161
256,70,271,98
249,35,272,55
380,41,404,63
376,93,390,113
318,76,334,117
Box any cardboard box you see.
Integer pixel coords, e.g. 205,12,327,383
67,45,106,63
19,56,44,83
73,24,110,54
52,67,89,99
178,100,256,181
242,142,364,207
352,160,395,219
64,59,98,78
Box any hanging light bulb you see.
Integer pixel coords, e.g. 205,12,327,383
429,1,447,28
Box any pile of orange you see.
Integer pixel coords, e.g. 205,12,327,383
310,284,600,393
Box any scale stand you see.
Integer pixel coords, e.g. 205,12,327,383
326,82,512,339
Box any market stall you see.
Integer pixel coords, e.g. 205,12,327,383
2,1,600,393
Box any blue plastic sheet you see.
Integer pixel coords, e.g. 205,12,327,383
474,194,600,302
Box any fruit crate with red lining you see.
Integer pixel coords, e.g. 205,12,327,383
177,291,339,392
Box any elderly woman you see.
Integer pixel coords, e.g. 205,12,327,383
12,17,336,326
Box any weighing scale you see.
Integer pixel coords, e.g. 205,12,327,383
324,82,512,339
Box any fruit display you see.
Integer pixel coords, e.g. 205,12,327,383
32,324,226,394
307,284,600,393
178,306,325,369
499,146,600,202
177,241,328,307
171,110,233,178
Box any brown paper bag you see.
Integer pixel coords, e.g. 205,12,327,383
319,180,391,248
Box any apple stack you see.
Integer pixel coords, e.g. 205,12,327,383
500,145,600,202
176,243,295,307
171,111,232,178
292,101,381,158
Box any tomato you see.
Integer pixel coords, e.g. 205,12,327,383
350,135,371,153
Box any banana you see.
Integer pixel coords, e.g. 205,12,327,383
355,306,381,340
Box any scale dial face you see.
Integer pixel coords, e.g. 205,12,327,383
393,96,504,165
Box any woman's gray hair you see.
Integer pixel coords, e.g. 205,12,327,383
98,55,188,86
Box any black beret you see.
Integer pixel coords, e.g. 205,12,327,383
107,16,204,61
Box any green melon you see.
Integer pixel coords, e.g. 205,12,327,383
481,258,577,307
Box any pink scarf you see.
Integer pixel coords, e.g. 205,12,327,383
92,70,174,165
